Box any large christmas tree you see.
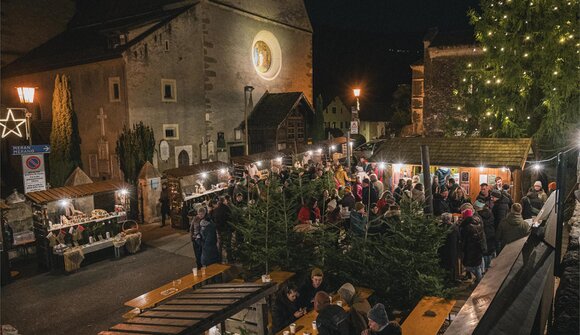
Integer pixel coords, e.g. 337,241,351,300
451,0,579,153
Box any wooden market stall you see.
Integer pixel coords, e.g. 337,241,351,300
230,150,289,179
370,137,533,201
163,161,231,229
281,136,349,165
26,180,132,271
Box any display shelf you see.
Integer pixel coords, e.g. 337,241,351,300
48,212,124,232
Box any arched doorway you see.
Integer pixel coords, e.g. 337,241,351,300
178,150,189,167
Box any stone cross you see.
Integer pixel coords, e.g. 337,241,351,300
97,107,107,137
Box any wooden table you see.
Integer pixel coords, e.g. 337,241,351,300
125,263,231,310
253,271,296,286
401,296,456,335
102,282,277,335
276,293,350,335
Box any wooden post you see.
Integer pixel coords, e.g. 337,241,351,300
554,152,567,277
255,299,268,335
512,168,523,202
421,145,433,215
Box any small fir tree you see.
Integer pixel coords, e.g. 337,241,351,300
116,122,155,184
49,74,82,187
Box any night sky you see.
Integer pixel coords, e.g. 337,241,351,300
304,0,480,111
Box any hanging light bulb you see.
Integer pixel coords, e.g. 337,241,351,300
533,164,541,171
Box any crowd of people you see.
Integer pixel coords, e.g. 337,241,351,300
166,154,552,334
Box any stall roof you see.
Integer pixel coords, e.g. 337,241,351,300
370,137,532,169
163,161,230,178
280,137,349,155
231,151,285,166
26,180,131,204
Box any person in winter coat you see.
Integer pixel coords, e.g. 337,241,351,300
362,178,379,206
338,283,371,335
272,284,306,333
353,177,364,202
449,187,471,214
335,165,353,187
401,183,425,207
376,191,393,213
199,208,220,266
159,183,171,227
362,303,402,335
393,179,405,204
474,200,496,270
212,196,233,262
298,197,321,224
521,190,543,219
367,203,388,236
190,206,204,269
370,174,384,198
350,202,368,237
548,182,557,197
433,186,451,216
315,291,350,335
341,186,356,210
533,181,548,203
491,189,510,229
460,209,486,284
477,183,493,209
497,203,530,248
438,213,459,283
298,268,328,310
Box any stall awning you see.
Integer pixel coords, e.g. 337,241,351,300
280,137,349,156
163,161,230,178
370,137,532,169
26,180,131,204
231,151,285,166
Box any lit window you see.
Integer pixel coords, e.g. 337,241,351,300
108,77,121,102
163,124,179,140
161,79,177,102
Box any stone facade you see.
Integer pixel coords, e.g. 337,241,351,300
323,96,351,134
410,29,482,136
1,0,313,184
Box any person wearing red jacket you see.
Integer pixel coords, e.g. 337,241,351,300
298,197,321,224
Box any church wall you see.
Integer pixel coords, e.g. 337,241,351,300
202,2,313,145
1,58,128,180
125,7,205,171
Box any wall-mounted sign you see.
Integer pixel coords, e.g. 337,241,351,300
22,154,46,193
159,140,170,161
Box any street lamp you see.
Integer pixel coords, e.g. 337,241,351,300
353,88,361,111
16,87,36,145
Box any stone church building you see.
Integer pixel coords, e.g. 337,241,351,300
1,0,313,180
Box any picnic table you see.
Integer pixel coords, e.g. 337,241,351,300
125,263,230,310
253,271,296,286
401,296,456,335
102,282,277,335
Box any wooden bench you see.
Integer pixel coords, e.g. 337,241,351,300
401,296,456,335
124,263,231,311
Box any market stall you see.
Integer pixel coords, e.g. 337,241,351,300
231,150,288,179
281,136,349,166
26,180,132,271
370,137,533,201
163,161,231,229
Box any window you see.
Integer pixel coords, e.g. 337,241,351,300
108,77,121,102
164,40,169,51
163,124,179,140
332,107,337,114
161,79,177,102
332,122,336,128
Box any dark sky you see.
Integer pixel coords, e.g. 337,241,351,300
304,0,479,111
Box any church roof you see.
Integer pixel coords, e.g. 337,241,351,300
1,5,189,77
246,92,314,129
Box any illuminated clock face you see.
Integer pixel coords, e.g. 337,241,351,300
252,41,272,73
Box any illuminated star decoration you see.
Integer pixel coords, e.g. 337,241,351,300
0,108,26,138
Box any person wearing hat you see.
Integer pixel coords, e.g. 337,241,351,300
491,189,510,231
459,208,486,285
533,181,548,203
314,291,350,335
497,203,530,248
298,268,328,310
350,202,368,237
325,199,342,225
474,200,496,270
547,182,557,197
341,186,356,211
433,186,451,216
362,303,402,335
338,283,371,334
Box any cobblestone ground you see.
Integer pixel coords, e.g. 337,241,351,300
1,226,196,335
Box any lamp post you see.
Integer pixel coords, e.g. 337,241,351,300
243,85,254,156
16,87,36,145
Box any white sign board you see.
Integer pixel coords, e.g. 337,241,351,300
159,140,170,161
350,121,359,134
22,154,46,193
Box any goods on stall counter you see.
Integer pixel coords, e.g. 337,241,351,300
91,209,108,219
53,243,69,255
